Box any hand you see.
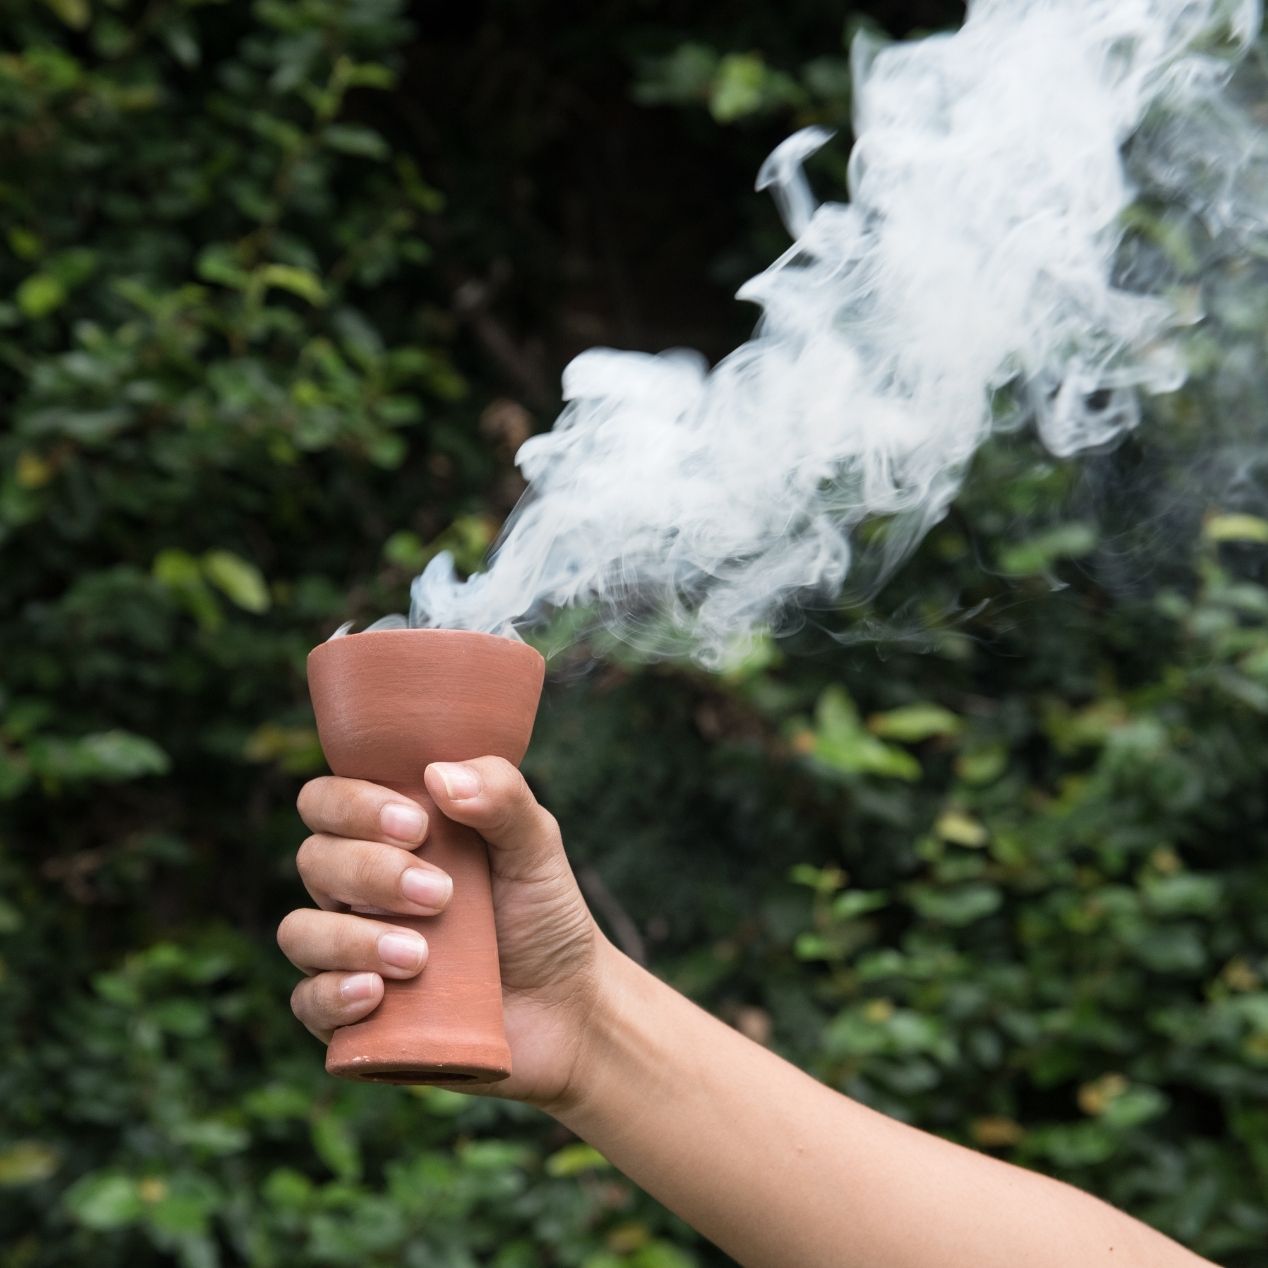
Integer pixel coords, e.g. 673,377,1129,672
277,757,609,1111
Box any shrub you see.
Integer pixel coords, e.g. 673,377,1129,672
1,3,1265,1265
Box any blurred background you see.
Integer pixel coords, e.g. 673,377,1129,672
2,1,1267,1264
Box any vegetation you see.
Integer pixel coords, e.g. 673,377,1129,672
1,2,1265,1264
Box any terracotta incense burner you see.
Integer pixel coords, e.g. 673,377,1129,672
307,628,545,1084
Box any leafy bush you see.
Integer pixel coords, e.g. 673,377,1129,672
2,2,1266,1266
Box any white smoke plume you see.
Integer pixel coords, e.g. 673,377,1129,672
354,0,1267,665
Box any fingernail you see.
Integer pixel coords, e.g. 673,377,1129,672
401,867,453,910
378,931,428,970
433,762,481,801
381,802,426,842
341,972,379,1003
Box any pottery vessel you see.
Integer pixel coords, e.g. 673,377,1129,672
307,628,545,1084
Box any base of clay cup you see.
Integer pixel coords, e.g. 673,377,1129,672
325,1031,513,1086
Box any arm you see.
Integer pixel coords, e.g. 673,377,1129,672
562,948,1212,1268
278,760,1212,1268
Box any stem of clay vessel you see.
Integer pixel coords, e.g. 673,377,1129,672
306,628,545,1084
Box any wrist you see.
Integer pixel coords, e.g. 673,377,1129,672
539,934,657,1124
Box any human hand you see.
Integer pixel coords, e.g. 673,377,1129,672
277,758,609,1110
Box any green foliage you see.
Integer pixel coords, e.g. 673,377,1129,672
2,2,1266,1266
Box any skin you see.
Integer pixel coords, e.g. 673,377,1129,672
279,757,1215,1268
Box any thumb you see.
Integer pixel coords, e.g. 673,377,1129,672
424,756,564,870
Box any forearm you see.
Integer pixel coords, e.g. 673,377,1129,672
554,945,1211,1268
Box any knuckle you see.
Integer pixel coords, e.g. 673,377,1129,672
300,776,373,837
481,759,532,823
317,974,344,1015
482,797,517,836
486,756,522,796
481,755,517,781
334,921,370,966
349,849,387,898
289,978,309,1019
346,786,379,831
534,807,562,844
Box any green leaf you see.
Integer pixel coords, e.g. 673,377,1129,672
631,1245,698,1268
633,43,718,107
0,1141,59,1186
42,0,90,29
21,406,132,443
384,530,426,569
458,1141,533,1171
88,731,170,779
154,548,222,631
935,809,989,848
955,745,1008,786
196,244,249,290
93,969,141,1008
830,889,889,919
310,1114,361,1182
35,731,171,783
1025,1122,1119,1167
717,629,779,682
0,897,23,933
257,264,327,307
1204,513,1268,544
793,931,835,961
7,227,42,260
1142,872,1222,917
807,687,922,781
998,522,1097,574
202,550,270,613
367,432,407,468
343,61,397,91
824,1004,952,1060
910,882,1002,926
16,274,67,319
47,247,96,287
243,1084,311,1121
162,21,201,69
789,862,842,890
709,52,768,121
243,723,323,774
147,1187,214,1236
409,1085,469,1115
545,1144,611,1177
262,1168,313,1210
64,1173,143,1230
323,124,390,160
868,703,962,742
1127,925,1207,973
1102,1085,1168,1130
172,1118,250,1156
151,998,211,1037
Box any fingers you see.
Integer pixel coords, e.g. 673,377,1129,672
296,834,453,915
291,971,384,1043
289,761,565,1055
297,776,429,847
277,908,429,978
424,756,566,875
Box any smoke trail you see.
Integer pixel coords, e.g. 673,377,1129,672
356,0,1267,665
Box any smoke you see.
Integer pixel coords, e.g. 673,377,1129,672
354,0,1268,665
